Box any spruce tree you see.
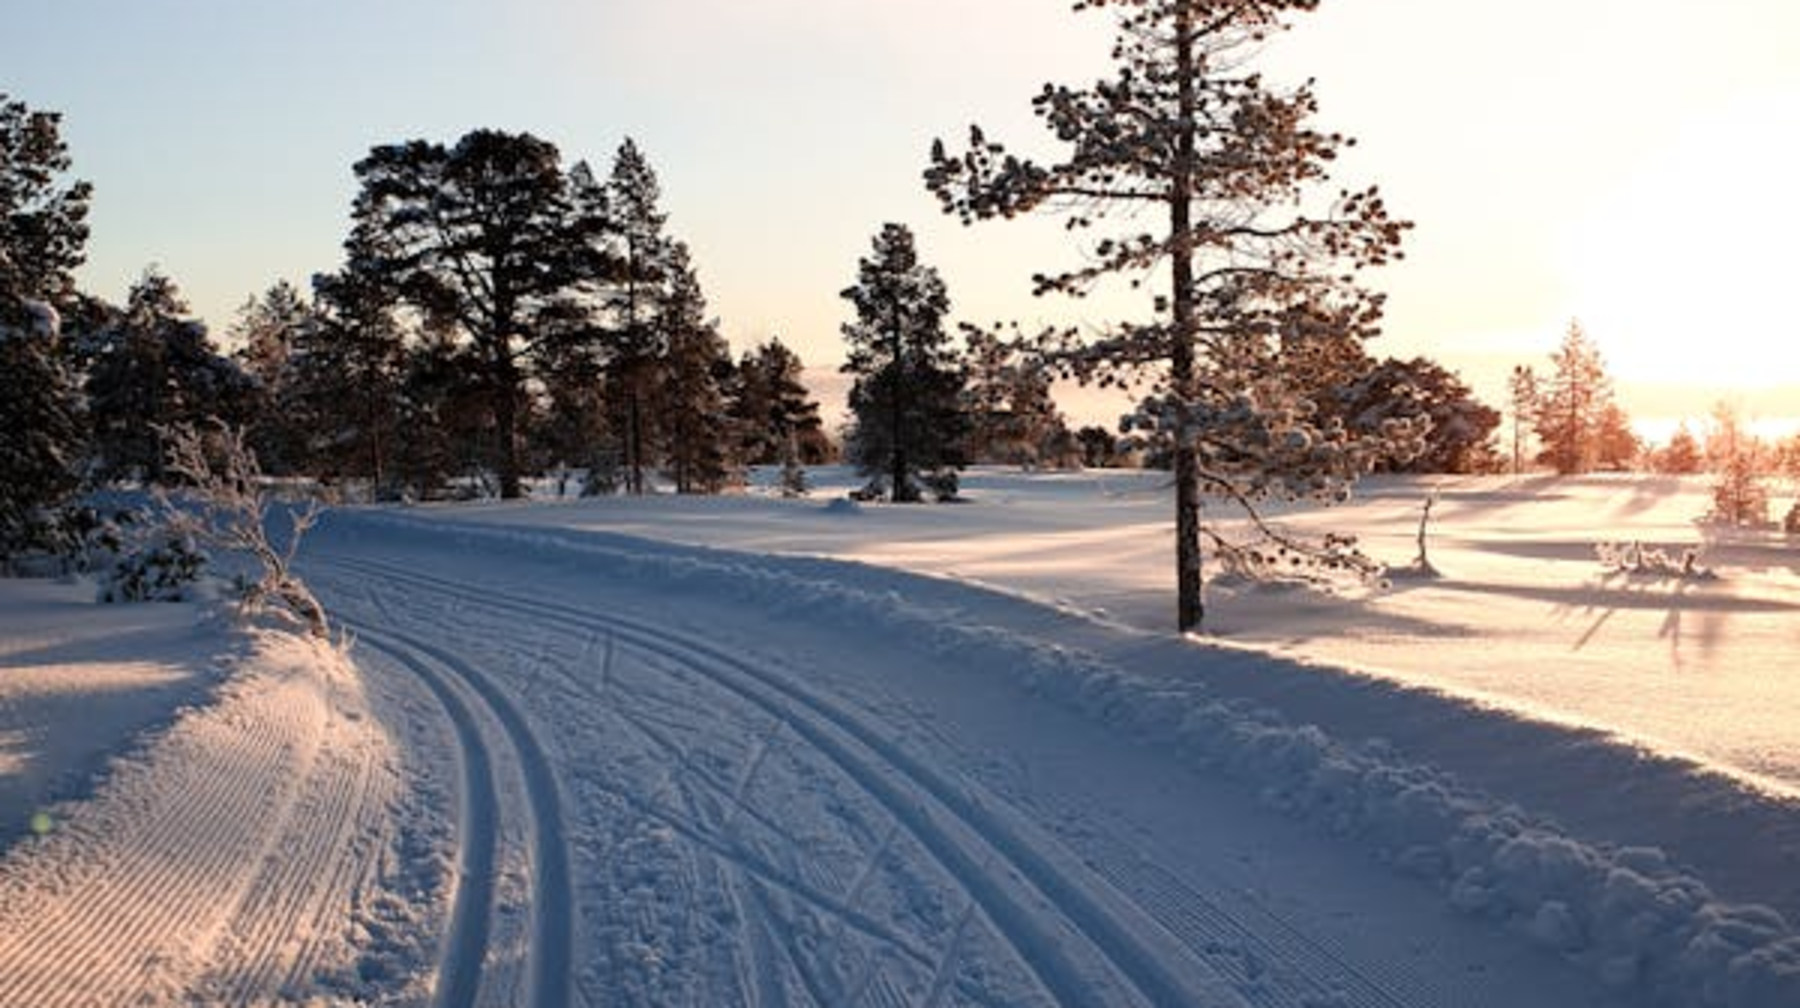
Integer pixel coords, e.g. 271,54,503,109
927,0,1412,630
839,223,968,502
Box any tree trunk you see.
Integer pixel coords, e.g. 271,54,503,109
1170,4,1204,633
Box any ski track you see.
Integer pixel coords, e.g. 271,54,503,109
343,618,574,1008
0,637,395,1006
309,550,1439,1007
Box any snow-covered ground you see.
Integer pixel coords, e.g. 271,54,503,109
2,469,1797,1005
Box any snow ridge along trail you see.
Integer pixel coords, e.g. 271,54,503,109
306,513,1625,1007
0,630,399,1006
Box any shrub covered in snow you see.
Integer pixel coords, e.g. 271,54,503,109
96,525,207,603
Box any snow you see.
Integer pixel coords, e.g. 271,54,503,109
0,469,1796,1005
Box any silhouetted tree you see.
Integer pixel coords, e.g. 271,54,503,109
962,325,1070,467
731,338,830,466
599,139,681,494
659,245,738,493
229,280,315,474
840,223,968,502
0,94,90,561
927,0,1411,629
347,129,604,498
85,271,253,483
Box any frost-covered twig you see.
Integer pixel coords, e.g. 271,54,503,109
159,421,330,638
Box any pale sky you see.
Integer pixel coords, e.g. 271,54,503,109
12,0,1800,429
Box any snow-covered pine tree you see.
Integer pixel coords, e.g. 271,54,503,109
0,298,82,566
839,223,969,503
659,244,740,494
0,94,91,565
926,0,1412,630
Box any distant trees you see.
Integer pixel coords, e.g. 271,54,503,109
926,0,1412,630
1706,401,1768,526
731,338,830,467
1326,355,1500,474
1653,423,1704,475
1525,321,1632,474
839,223,968,502
962,326,1072,467
1507,365,1538,475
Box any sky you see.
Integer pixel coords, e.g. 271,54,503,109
10,0,1800,432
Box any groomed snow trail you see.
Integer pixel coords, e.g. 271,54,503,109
306,514,1621,1007
0,631,401,1005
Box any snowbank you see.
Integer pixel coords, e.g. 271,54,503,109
334,508,1800,1007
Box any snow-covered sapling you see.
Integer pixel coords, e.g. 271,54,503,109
159,421,330,638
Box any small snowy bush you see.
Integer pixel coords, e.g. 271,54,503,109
96,526,207,603
1597,541,1714,581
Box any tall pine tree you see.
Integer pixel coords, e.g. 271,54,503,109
659,244,739,494
347,130,605,498
840,223,968,502
601,138,681,495
927,0,1411,630
0,94,91,561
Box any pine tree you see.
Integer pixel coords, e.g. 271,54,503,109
0,299,82,563
292,263,408,495
85,271,254,483
1532,320,1617,475
0,94,92,304
732,338,829,466
602,138,681,495
659,245,739,494
0,94,91,562
1333,356,1501,474
229,280,315,475
1508,365,1538,475
927,0,1411,630
347,130,605,498
1707,401,1768,525
1657,423,1703,475
840,223,968,502
962,325,1069,467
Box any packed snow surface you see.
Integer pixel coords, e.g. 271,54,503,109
0,469,1796,1005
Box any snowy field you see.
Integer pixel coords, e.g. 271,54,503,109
2,469,1798,1005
